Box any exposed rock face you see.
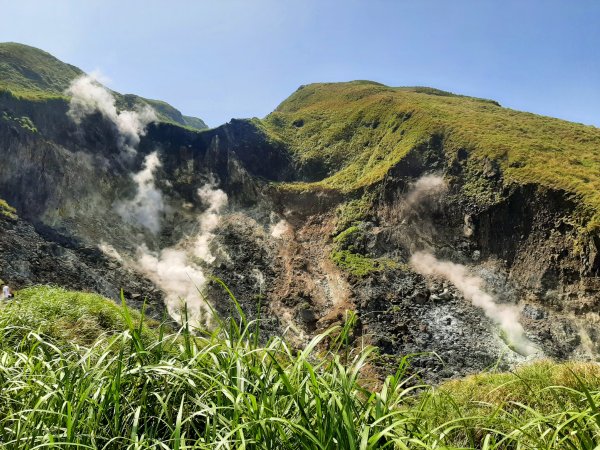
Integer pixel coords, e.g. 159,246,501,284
0,213,165,317
2,79,600,383
0,92,296,324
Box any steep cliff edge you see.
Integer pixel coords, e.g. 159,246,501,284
1,46,600,380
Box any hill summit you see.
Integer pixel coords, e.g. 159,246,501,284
262,81,600,228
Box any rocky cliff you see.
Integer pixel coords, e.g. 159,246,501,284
1,45,600,381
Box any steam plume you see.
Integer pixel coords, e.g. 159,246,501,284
66,74,156,151
137,246,210,327
195,184,228,263
98,241,124,262
66,75,163,233
70,75,228,328
410,251,537,355
270,219,292,239
114,151,165,233
393,174,448,253
404,174,447,211
134,183,228,327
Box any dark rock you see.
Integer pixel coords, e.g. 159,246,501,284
522,304,546,320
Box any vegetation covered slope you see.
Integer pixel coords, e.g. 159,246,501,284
0,42,207,129
1,286,158,345
263,81,600,227
1,286,600,449
0,42,82,97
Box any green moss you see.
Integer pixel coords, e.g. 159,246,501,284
333,225,361,244
2,111,38,133
334,195,374,234
330,225,397,277
330,250,397,277
0,199,16,219
16,115,37,132
460,172,503,206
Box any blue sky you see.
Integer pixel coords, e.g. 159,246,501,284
0,0,598,127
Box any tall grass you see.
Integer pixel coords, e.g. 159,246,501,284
0,289,423,449
0,286,599,449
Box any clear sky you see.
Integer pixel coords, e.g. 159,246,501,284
0,0,598,128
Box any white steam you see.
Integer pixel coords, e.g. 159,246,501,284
270,219,292,239
137,246,209,327
98,241,123,262
404,174,448,210
195,184,228,263
394,174,448,253
69,75,229,329
134,184,228,327
114,151,165,234
67,74,162,231
410,251,537,356
66,74,156,151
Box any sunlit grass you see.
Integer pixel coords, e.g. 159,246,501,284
0,286,599,449
0,287,423,449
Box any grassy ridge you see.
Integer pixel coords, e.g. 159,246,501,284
263,81,600,227
0,42,82,98
0,42,207,129
0,286,158,345
1,286,600,449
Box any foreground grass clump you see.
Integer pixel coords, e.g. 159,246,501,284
421,360,600,448
1,286,600,449
0,287,421,449
1,286,157,345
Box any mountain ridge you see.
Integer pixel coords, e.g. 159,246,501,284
0,42,207,130
261,80,600,229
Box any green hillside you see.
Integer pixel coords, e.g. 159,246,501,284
263,81,600,227
0,42,82,97
182,114,209,129
0,42,207,129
